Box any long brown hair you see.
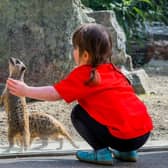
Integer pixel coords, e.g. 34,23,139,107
72,23,112,85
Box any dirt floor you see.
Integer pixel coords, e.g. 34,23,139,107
140,60,168,141
0,60,168,145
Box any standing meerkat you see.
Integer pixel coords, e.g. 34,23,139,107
1,58,78,150
0,57,30,152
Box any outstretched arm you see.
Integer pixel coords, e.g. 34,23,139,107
7,78,61,101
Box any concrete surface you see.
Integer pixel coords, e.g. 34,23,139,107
0,140,168,168
0,151,168,168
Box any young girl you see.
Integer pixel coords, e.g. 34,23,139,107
7,23,153,165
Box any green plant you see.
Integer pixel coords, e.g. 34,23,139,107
82,1,144,37
81,0,167,39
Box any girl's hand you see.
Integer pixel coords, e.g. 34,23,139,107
7,78,28,97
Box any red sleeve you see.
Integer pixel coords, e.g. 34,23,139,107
53,66,91,103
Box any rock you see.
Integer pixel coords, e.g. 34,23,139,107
88,10,133,71
0,0,93,85
146,22,168,40
121,68,152,94
147,40,168,61
128,22,168,66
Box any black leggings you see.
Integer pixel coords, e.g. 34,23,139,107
71,104,150,152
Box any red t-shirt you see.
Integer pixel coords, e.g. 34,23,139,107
54,64,153,139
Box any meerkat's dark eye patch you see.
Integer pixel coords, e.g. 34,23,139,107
16,59,20,64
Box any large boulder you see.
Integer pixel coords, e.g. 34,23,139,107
0,0,93,85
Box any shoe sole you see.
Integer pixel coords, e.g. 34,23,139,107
115,156,137,162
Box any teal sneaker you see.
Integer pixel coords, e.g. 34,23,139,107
76,148,114,165
113,150,138,162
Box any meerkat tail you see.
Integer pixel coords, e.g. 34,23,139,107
61,127,79,148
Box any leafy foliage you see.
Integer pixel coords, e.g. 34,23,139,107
81,0,167,39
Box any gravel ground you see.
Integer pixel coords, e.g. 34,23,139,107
0,60,168,145
140,60,168,141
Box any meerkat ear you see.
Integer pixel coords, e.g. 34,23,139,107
16,59,20,64
9,57,15,65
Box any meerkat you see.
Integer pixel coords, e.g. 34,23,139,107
1,57,30,152
1,58,78,150
13,112,79,150
28,112,78,149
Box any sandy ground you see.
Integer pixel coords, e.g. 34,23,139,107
0,60,168,145
140,60,168,141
